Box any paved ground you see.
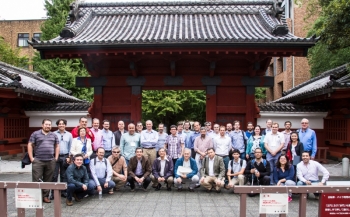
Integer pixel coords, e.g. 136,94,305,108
1,158,349,217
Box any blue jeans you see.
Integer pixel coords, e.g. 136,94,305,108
297,180,320,196
88,178,115,193
240,152,246,160
266,152,281,185
66,183,94,201
221,156,230,184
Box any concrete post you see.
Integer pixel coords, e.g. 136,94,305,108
342,157,349,177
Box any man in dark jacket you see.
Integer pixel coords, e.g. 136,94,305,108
244,148,271,188
127,147,152,191
114,120,128,146
65,154,94,206
151,148,174,191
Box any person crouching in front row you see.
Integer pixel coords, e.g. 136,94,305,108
151,148,174,191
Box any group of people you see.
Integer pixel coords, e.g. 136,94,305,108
27,117,329,206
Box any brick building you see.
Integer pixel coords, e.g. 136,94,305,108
265,1,316,102
0,19,45,70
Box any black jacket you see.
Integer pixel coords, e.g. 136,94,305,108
114,130,128,146
244,159,271,179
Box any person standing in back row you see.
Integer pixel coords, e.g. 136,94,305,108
229,121,248,160
298,118,317,160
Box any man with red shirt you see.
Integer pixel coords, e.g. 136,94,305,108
71,117,95,143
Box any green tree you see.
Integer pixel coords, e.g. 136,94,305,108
33,0,93,101
0,37,29,68
142,90,206,127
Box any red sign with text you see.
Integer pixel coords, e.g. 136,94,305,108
319,193,350,216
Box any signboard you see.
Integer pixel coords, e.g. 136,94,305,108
319,193,350,216
15,188,42,209
259,193,288,214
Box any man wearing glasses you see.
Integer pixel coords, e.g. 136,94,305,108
298,118,317,160
244,148,271,189
108,146,128,192
205,122,213,136
51,119,72,199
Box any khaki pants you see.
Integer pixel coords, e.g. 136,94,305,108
201,176,225,191
229,174,245,186
112,176,127,190
150,175,174,187
32,158,56,198
143,148,156,166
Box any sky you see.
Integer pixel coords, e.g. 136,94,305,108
0,0,198,20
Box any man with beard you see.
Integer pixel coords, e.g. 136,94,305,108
51,119,72,199
281,121,292,155
28,119,59,203
226,123,233,135
245,122,254,139
297,151,329,199
101,120,116,158
120,123,141,165
71,117,95,142
114,120,127,147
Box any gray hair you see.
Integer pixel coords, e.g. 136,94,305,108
112,146,120,151
183,148,192,155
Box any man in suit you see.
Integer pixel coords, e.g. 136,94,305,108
200,148,225,193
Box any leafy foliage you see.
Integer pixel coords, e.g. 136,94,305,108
142,90,206,127
255,87,266,100
0,37,29,68
33,53,93,101
33,0,93,101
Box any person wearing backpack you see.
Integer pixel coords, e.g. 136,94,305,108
227,149,246,189
88,147,115,194
229,121,248,160
244,147,271,191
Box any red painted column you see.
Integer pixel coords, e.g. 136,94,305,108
245,86,256,127
130,86,142,123
206,86,217,123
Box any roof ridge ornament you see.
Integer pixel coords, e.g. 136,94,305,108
258,9,288,35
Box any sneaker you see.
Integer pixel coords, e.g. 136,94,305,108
288,196,292,202
155,183,161,191
66,199,73,206
195,184,200,188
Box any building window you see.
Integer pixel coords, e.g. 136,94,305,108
278,81,284,98
33,33,42,41
18,33,29,47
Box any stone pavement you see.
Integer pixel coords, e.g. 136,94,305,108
0,158,349,217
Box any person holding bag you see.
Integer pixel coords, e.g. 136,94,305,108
70,127,93,173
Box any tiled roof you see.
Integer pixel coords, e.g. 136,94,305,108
0,61,82,102
258,103,327,112
25,102,90,111
30,1,316,48
275,64,350,103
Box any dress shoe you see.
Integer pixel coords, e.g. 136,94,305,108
216,189,221,193
177,188,182,192
188,187,194,192
61,192,67,198
43,197,51,203
167,187,172,191
155,183,161,191
73,193,81,202
206,189,211,193
66,199,73,206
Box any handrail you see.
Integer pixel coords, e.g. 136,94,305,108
234,186,350,217
0,182,67,217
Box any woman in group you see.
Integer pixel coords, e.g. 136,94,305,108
273,154,296,202
287,132,304,166
246,125,266,160
70,127,93,170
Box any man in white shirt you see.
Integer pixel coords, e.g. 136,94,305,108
213,126,231,183
297,151,330,199
264,123,284,185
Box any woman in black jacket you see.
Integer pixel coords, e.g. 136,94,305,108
286,132,304,180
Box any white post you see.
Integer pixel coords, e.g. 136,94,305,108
342,157,349,177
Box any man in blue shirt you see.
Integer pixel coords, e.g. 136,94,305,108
141,120,159,166
185,121,201,158
51,119,72,199
101,120,116,158
298,118,317,160
229,121,248,160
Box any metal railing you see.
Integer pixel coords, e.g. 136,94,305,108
234,185,350,217
0,182,66,217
